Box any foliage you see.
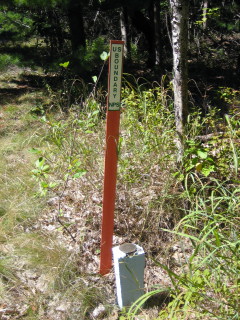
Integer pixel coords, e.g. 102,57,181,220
29,75,239,319
120,102,240,320
156,178,240,319
0,7,33,41
171,105,240,181
216,86,240,110
71,37,108,73
181,139,216,177
195,7,220,26
31,156,58,196
13,0,68,7
119,76,175,184
30,89,103,197
0,53,21,70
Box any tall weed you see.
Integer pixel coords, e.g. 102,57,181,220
126,107,240,319
120,76,176,185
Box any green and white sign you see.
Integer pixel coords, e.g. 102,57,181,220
108,43,124,111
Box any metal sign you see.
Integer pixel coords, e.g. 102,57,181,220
108,42,124,111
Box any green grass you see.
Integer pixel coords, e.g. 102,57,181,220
0,68,76,317
0,65,110,319
153,178,240,319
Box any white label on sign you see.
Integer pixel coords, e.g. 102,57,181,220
108,44,123,111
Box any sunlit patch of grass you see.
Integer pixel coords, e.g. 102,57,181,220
0,254,16,288
3,231,105,318
12,232,70,273
0,58,107,319
3,104,19,113
0,190,41,240
0,156,42,237
0,82,45,240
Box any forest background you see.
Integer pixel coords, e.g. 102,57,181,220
0,0,239,319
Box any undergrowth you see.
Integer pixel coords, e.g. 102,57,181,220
0,53,21,71
123,103,240,318
27,74,240,319
0,57,239,319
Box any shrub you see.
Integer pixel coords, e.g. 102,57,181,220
0,54,21,71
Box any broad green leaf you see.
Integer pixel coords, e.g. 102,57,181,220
35,157,44,167
92,75,97,83
73,171,86,179
100,51,109,61
41,181,48,188
202,165,215,176
42,165,49,172
59,61,69,68
29,148,41,154
49,182,58,188
197,149,208,159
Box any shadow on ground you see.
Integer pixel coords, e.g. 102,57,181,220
145,291,172,309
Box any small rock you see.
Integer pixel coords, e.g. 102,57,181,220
44,224,56,231
91,304,106,319
55,303,70,312
47,197,59,206
35,274,49,293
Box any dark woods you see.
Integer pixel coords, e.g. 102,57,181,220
1,1,239,76
1,0,240,116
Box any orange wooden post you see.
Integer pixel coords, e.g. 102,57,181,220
100,40,124,275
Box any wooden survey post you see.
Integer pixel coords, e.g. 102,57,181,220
100,40,124,276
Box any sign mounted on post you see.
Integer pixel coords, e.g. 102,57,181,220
108,43,124,111
99,40,124,276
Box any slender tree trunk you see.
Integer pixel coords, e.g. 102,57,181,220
148,1,157,67
131,10,155,67
202,0,208,30
153,0,162,68
67,0,86,53
169,0,189,162
120,7,131,60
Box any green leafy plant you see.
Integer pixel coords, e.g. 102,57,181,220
157,177,239,319
100,51,109,61
65,158,86,180
0,8,33,41
31,157,57,195
195,7,220,26
59,61,70,68
225,114,239,177
182,139,216,178
119,77,175,184
0,53,21,71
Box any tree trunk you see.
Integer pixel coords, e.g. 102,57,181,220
67,0,86,53
202,0,208,30
169,0,189,162
120,7,131,60
153,0,162,68
131,9,155,67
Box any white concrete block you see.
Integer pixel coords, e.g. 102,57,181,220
112,243,145,309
